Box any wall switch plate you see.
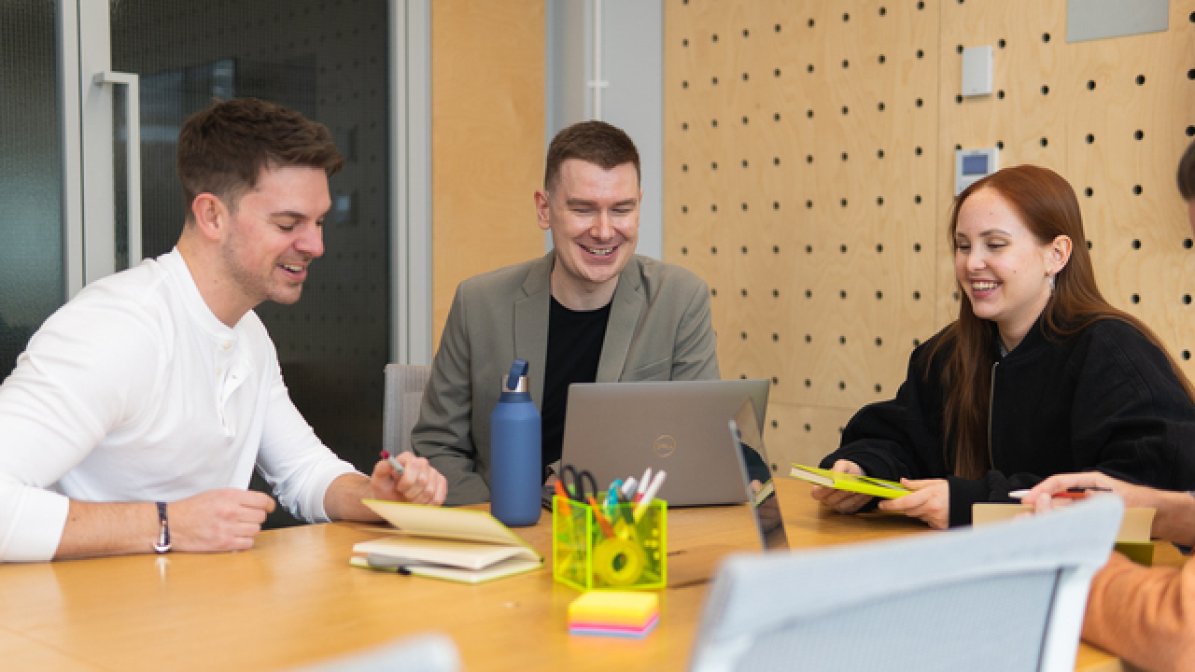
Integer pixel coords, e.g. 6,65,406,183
961,46,993,97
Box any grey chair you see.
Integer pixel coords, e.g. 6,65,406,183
689,495,1124,672
294,633,459,672
382,363,431,457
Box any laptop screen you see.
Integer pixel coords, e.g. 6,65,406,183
560,379,770,507
729,398,789,551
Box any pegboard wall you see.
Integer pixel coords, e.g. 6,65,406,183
665,1,1195,470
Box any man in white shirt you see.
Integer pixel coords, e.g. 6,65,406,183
0,98,445,562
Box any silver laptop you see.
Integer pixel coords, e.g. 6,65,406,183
560,379,769,507
729,398,789,551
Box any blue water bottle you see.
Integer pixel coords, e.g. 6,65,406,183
490,358,542,526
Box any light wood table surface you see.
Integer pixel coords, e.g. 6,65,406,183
0,478,1165,671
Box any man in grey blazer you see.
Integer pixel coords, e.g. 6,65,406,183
412,121,721,505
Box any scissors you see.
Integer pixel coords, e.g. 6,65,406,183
558,465,620,537
559,464,599,503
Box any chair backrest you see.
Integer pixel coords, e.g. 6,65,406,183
688,495,1124,672
294,633,459,672
382,363,431,457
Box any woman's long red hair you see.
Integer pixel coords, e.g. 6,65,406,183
926,165,1195,478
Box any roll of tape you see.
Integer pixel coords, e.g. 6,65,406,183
592,537,647,587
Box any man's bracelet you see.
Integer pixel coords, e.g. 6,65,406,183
153,501,171,553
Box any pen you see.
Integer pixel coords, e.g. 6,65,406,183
633,470,667,523
554,479,571,514
1008,486,1113,501
379,450,406,476
635,467,652,502
588,496,617,538
350,556,415,575
620,477,638,500
605,481,622,518
609,479,636,525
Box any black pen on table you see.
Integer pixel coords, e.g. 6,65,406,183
351,556,415,575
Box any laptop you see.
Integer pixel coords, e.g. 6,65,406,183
728,397,789,551
559,379,769,507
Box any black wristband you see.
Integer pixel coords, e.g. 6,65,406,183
153,501,171,553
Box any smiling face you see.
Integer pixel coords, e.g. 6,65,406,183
217,164,330,319
535,159,641,309
954,187,1069,350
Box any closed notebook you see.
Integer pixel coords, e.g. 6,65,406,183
973,502,1156,565
789,464,910,499
352,499,543,584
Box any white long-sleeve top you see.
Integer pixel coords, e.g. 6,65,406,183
0,248,357,561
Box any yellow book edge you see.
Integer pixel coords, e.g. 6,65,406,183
789,463,910,499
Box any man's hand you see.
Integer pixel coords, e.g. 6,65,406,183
1024,471,1195,546
371,451,447,506
878,478,950,529
809,459,873,513
1023,471,1134,510
55,489,276,560
170,489,277,552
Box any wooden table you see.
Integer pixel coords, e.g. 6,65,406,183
0,479,1163,671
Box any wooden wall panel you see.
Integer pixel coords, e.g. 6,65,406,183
431,1,545,345
1059,12,1195,362
666,0,1195,472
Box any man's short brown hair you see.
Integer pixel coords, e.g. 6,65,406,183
177,98,344,218
543,120,640,190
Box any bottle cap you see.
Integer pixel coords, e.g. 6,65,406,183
503,358,530,393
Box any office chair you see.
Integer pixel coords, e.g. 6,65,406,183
294,633,459,672
382,363,431,457
689,496,1124,672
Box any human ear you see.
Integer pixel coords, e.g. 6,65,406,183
534,190,551,232
1048,235,1073,275
190,193,227,241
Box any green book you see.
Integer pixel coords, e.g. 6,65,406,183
789,464,910,499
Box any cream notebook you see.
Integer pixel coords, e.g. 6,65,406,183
352,499,543,584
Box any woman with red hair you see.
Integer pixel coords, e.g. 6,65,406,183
814,164,1195,529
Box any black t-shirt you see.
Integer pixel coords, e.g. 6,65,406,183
541,296,611,474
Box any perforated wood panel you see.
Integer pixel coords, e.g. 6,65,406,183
666,1,1195,470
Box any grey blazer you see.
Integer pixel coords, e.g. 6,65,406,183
411,251,721,504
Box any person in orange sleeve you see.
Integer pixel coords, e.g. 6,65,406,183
1021,140,1195,672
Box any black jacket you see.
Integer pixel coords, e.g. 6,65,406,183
820,318,1195,526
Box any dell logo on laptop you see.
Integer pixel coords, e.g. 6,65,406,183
652,434,677,458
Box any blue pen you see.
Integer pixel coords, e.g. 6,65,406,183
605,480,622,518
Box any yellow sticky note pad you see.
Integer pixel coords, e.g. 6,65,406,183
568,591,659,628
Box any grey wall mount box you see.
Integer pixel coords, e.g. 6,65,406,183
1067,0,1168,43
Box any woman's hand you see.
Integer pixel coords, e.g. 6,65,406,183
878,478,950,529
809,460,874,514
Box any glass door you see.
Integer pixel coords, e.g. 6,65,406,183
3,1,401,524
108,2,397,518
0,2,66,380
